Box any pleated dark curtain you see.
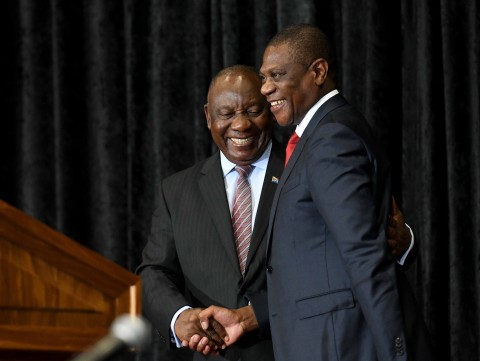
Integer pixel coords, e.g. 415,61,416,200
0,1,478,361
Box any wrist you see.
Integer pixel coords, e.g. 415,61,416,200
238,305,259,333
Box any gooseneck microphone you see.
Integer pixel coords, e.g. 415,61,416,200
70,314,151,361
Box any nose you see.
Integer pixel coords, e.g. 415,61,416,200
261,78,274,96
231,113,251,132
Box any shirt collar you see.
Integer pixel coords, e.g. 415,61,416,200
220,140,272,177
295,89,339,137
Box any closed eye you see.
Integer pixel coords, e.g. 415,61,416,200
271,72,284,79
247,108,263,116
218,113,234,119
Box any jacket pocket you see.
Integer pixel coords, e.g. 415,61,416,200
295,288,355,319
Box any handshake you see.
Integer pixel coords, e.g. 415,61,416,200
174,304,259,356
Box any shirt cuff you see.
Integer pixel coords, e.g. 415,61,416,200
397,223,414,265
170,305,192,348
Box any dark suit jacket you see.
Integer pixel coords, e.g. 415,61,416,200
254,94,433,361
136,141,284,361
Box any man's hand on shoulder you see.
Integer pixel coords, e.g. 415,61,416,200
387,197,412,258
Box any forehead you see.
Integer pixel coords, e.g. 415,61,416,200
260,44,294,73
210,73,264,105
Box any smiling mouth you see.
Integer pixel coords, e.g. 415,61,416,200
270,99,285,106
230,137,254,145
270,99,286,111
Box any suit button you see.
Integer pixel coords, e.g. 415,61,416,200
267,266,273,273
394,337,404,355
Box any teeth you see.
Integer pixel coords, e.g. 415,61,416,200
231,137,253,145
271,99,285,106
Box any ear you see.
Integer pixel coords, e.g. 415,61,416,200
310,58,329,86
204,103,212,130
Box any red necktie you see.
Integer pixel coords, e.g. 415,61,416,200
285,131,300,166
232,165,254,276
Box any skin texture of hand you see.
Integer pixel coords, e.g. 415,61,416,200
186,305,259,355
175,308,226,355
387,197,412,258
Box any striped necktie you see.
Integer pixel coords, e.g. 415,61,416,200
232,165,253,276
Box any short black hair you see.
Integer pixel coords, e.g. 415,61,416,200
268,23,337,81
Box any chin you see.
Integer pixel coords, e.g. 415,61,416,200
276,119,292,127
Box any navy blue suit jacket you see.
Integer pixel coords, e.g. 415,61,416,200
251,94,433,361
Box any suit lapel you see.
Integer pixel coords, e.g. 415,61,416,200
245,141,284,276
198,153,240,270
266,94,348,256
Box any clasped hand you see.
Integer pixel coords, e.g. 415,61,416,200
178,305,256,355
175,308,227,355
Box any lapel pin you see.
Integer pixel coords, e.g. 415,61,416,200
271,176,279,184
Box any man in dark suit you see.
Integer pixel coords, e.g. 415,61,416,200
136,65,282,361
196,25,433,361
137,63,416,361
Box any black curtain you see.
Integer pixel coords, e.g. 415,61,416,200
0,1,478,361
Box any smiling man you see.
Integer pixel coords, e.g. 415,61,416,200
136,65,283,361
196,24,433,361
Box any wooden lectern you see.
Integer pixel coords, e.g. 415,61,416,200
0,200,141,361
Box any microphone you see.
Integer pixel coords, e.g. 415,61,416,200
70,314,151,361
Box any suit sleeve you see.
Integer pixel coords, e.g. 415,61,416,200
135,181,189,345
306,122,407,360
246,288,271,337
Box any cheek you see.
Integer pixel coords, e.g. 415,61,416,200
255,117,274,133
292,92,306,112
212,131,226,145
209,124,228,145
210,120,229,134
